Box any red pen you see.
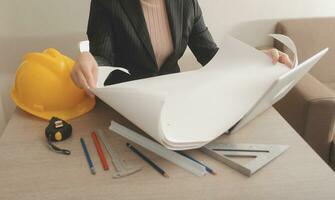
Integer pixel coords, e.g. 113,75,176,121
91,131,109,171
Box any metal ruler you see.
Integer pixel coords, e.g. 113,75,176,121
96,129,142,178
201,143,289,176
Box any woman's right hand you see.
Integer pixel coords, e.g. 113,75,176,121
71,52,98,98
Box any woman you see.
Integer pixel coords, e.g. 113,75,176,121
71,0,292,97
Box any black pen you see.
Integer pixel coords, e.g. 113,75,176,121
127,143,169,178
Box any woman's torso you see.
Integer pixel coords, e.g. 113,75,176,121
88,0,218,80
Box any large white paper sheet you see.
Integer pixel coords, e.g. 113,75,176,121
90,34,325,150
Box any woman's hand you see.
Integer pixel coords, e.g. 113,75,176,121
71,52,98,98
263,48,293,68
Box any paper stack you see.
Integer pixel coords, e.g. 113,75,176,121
90,34,327,150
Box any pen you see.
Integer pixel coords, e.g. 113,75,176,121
80,137,96,175
177,151,216,175
127,143,168,178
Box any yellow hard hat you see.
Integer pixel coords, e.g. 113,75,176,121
12,48,96,121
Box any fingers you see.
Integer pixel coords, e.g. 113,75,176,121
279,52,293,68
71,70,79,88
77,70,95,98
70,52,99,98
91,62,98,88
81,64,96,88
264,49,293,68
71,64,95,98
269,49,280,65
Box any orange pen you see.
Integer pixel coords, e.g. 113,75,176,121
91,131,109,171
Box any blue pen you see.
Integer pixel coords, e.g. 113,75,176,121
80,138,96,175
177,151,216,175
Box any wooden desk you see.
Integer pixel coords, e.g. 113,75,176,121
1,101,334,200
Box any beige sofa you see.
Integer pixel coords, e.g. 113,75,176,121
274,17,335,168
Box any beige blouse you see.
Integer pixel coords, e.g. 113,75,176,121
140,0,174,69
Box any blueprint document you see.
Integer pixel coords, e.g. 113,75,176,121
90,34,326,150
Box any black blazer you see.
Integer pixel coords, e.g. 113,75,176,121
88,0,219,81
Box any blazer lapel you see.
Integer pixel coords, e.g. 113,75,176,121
165,0,183,53
119,0,157,67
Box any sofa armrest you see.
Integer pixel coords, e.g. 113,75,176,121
275,73,335,161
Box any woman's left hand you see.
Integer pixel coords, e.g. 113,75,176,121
263,48,293,68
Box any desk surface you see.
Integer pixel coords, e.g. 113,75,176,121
1,102,335,200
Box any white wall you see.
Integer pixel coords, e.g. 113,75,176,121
2,0,335,45
1,0,335,126
202,0,335,46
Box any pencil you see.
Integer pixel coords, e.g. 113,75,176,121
177,151,216,175
80,138,96,175
126,143,168,178
91,132,109,171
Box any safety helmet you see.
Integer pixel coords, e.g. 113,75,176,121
12,48,95,120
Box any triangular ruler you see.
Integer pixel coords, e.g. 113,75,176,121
201,143,289,176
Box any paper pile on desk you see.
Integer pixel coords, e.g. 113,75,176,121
90,35,318,150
